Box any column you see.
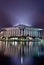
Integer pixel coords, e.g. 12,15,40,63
6,37,8,48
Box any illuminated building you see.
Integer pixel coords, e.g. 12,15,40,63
0,25,44,58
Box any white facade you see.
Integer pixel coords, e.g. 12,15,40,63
0,25,43,56
0,25,43,38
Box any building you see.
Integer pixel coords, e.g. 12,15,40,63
0,24,44,56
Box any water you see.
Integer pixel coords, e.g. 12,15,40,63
0,55,44,65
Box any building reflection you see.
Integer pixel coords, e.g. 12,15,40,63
0,25,44,57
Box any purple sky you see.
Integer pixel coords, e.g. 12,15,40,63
0,0,44,29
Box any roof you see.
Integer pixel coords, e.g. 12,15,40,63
1,24,43,31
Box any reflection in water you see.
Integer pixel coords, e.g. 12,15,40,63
0,55,44,65
10,56,34,65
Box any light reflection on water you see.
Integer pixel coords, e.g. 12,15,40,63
0,55,44,65
10,56,34,65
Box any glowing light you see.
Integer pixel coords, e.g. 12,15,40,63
29,42,32,46
14,38,18,46
10,38,18,46
29,37,32,40
21,57,23,64
13,42,14,45
12,14,32,26
15,42,17,46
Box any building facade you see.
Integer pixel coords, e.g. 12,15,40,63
0,25,44,56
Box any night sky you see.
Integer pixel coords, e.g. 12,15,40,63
0,1,44,65
0,0,44,29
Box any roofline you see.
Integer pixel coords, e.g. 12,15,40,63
1,24,43,31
